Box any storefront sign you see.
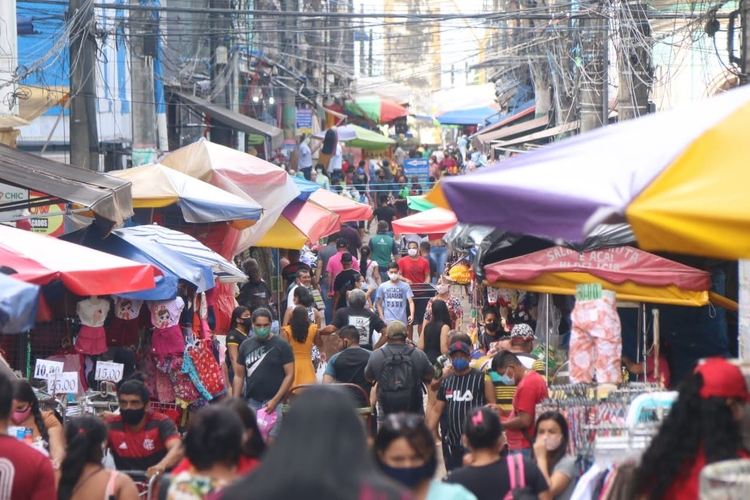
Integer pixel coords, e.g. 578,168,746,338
543,246,640,272
34,359,65,380
95,361,125,382
47,372,79,394
295,108,313,135
28,191,65,237
403,158,430,187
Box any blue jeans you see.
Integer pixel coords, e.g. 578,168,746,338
320,278,333,324
431,245,448,276
247,397,283,439
513,448,532,459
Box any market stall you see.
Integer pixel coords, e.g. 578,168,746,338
312,124,395,150
392,207,457,237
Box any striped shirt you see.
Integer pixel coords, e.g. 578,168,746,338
437,369,487,446
486,371,517,413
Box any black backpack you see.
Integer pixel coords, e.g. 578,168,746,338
378,346,419,414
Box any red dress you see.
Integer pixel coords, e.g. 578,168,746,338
662,448,749,500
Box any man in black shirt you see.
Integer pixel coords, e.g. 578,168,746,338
370,196,397,232
233,308,294,441
322,325,372,408
332,253,360,311
338,223,362,260
321,289,387,349
237,258,275,314
428,341,496,471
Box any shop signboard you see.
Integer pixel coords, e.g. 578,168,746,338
403,158,430,187
295,108,313,136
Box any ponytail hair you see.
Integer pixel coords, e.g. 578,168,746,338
12,380,49,445
463,406,503,450
58,416,108,500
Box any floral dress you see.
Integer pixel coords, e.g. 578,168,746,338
423,295,463,329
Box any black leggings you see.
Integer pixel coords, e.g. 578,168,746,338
442,442,465,472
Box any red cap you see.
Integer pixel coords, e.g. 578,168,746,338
695,358,750,401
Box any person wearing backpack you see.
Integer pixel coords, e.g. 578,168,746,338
444,407,551,500
364,321,433,426
427,342,496,472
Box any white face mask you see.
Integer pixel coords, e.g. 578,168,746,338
544,435,563,451
408,248,418,257
388,273,400,282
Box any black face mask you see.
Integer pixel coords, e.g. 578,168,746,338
121,408,146,426
242,318,253,330
485,322,499,332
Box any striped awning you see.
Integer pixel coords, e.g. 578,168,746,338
112,225,247,284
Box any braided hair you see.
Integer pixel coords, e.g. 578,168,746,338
12,380,49,446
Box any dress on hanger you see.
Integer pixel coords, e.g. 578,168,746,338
75,297,110,355
107,297,143,347
149,297,185,358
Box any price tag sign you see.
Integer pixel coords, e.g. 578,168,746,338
95,361,124,382
576,283,603,303
47,372,79,394
34,359,64,380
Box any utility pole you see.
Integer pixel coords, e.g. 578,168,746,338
617,0,651,120
69,0,99,170
359,6,365,77
280,0,297,139
740,0,750,84
368,28,373,77
129,0,157,166
578,4,607,132
209,0,233,147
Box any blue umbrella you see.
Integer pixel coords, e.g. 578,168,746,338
0,274,40,334
292,176,320,200
83,231,213,299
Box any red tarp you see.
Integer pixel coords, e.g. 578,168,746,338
309,189,373,222
391,208,458,237
484,246,711,291
282,199,340,245
0,224,158,296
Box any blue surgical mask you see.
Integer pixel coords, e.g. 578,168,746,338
496,371,515,386
452,357,470,371
254,326,271,340
380,457,436,488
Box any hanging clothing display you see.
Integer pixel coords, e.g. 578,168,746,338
75,297,110,355
569,291,622,384
108,297,143,347
149,297,185,358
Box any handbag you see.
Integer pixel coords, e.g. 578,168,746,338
186,339,226,398
503,453,537,500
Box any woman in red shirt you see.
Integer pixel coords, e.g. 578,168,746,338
633,357,750,500
172,397,265,476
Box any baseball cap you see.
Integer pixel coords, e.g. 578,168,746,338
510,323,535,341
695,358,750,401
449,342,471,355
386,321,407,339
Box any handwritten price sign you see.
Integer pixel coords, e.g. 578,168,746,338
95,361,124,382
47,372,79,394
34,359,64,380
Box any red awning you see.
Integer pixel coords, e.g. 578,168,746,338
392,208,458,237
484,246,711,291
0,225,159,295
309,189,373,222
282,199,340,245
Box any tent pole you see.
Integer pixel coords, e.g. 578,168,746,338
641,302,647,383
545,293,550,381
653,308,660,385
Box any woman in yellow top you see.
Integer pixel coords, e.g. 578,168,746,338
281,306,321,386
12,379,65,470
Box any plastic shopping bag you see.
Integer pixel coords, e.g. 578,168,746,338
256,407,279,441
316,361,327,383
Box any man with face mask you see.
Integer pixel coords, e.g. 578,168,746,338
237,259,274,313
398,241,430,339
491,351,549,458
377,262,415,334
233,308,295,441
107,379,183,478
427,341,495,472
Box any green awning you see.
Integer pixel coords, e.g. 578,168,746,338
407,195,435,212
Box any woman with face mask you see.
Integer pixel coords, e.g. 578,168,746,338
226,306,252,391
12,379,65,470
633,357,750,500
422,275,464,332
532,412,575,500
444,407,551,500
375,413,477,500
478,306,505,354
